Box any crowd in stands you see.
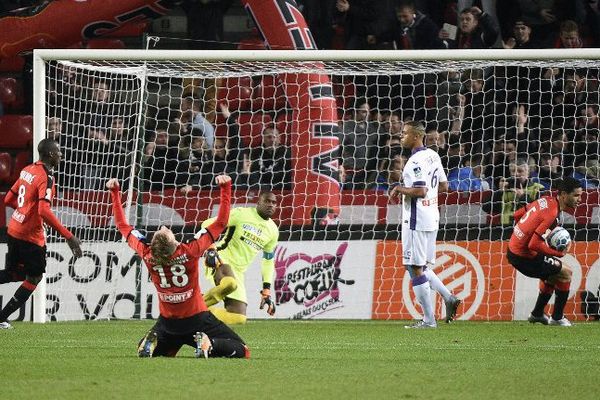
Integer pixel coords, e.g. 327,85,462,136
301,0,600,51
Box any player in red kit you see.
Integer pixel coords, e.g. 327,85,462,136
507,177,583,326
0,138,82,329
107,175,249,358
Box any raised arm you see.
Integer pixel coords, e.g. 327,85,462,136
191,175,232,255
107,178,133,238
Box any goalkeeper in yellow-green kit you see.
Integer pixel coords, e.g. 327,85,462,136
199,191,279,324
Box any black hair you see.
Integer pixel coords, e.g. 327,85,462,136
37,138,58,159
555,177,582,193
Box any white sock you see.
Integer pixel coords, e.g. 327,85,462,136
413,281,435,324
424,268,452,302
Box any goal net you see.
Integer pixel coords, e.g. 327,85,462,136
6,49,599,322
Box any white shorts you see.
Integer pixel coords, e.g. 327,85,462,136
401,226,437,267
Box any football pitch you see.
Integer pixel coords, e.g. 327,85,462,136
1,320,598,400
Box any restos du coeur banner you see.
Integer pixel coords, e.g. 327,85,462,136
239,241,377,320
0,241,377,321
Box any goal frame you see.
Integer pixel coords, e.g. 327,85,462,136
32,48,600,323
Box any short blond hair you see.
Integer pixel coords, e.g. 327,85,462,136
405,120,426,136
151,232,177,260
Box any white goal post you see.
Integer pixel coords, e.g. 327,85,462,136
23,48,600,323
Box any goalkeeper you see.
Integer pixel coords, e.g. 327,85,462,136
200,191,279,324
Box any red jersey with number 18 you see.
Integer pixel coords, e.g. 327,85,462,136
508,196,560,259
110,181,231,319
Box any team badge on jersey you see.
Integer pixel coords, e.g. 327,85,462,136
413,166,422,178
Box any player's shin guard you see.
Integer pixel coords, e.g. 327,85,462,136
531,281,554,317
412,274,435,324
0,281,36,322
552,281,571,321
209,307,247,325
203,276,238,307
211,338,249,358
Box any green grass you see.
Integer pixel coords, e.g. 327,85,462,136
1,320,598,400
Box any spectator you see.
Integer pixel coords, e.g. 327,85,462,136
554,20,584,48
385,0,445,49
239,127,292,189
199,137,240,187
338,98,379,188
517,0,559,46
441,6,499,49
573,128,600,188
143,128,190,192
447,159,490,191
487,159,545,224
47,117,62,141
460,70,495,157
334,0,378,49
181,97,215,150
425,129,447,159
502,20,542,48
444,142,465,172
371,153,407,191
537,152,561,189
484,139,518,189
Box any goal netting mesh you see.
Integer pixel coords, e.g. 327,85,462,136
5,51,599,322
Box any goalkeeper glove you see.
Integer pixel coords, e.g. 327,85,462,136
259,288,276,316
204,247,222,270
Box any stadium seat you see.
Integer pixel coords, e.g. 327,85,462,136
0,115,33,149
0,152,12,184
0,77,25,113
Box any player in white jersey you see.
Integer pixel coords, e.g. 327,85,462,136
390,121,461,328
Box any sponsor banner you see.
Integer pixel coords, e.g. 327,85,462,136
0,240,376,321
373,241,514,321
237,241,376,319
0,242,159,322
373,241,600,321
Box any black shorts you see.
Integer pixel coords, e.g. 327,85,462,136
506,249,562,280
5,235,47,278
141,311,244,357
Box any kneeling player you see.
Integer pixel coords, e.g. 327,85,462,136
107,176,249,358
507,177,582,326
